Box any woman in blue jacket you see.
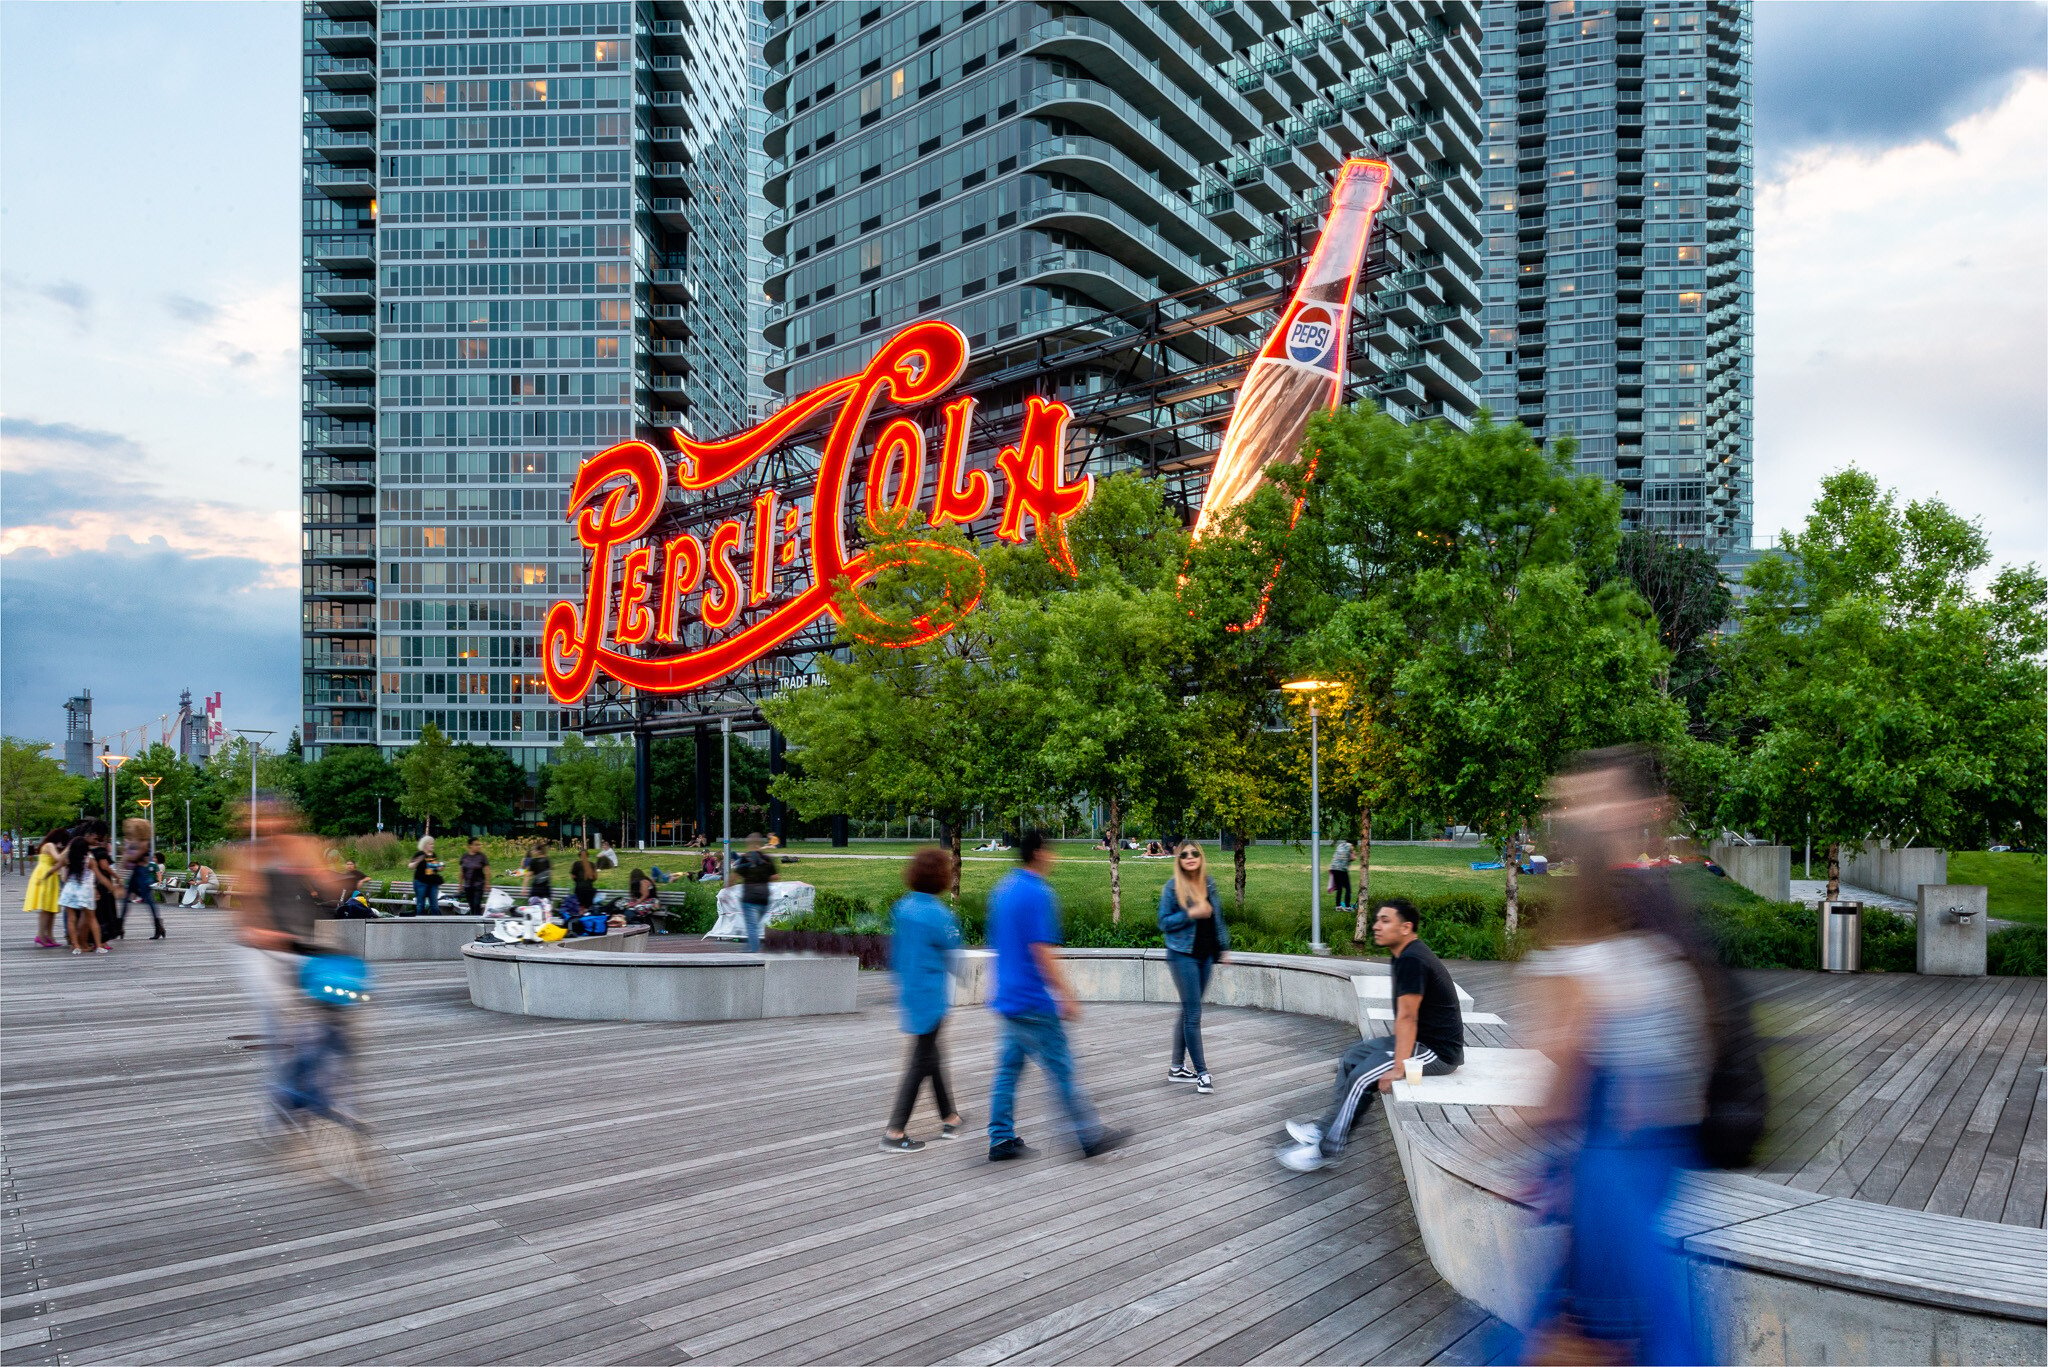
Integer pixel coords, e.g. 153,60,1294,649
882,846,966,1152
1158,841,1228,1094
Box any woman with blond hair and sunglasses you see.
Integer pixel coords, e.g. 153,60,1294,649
1158,841,1228,1093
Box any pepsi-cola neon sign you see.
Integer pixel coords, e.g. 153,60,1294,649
542,320,1091,704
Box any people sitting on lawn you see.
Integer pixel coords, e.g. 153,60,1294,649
620,869,663,928
697,851,722,882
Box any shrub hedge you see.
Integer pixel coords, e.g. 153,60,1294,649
1989,925,2046,978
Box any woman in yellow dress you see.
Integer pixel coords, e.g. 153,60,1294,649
23,826,69,948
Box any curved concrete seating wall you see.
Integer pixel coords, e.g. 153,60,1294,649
462,942,855,1022
957,946,2044,1365
318,918,646,961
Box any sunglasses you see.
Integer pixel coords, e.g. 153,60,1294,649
1178,852,1200,860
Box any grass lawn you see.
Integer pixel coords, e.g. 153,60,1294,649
1946,851,2046,927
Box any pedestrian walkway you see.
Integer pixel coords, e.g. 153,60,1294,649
0,888,1508,1366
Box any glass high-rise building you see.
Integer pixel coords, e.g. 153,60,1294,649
1475,0,1753,552
761,0,1487,494
300,0,754,764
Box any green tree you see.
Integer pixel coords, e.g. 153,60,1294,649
298,746,399,837
1608,529,1733,725
1284,404,1680,930
1,737,89,834
455,744,532,833
766,516,1039,892
1716,469,2047,899
1003,475,1190,920
396,723,470,836
543,732,632,844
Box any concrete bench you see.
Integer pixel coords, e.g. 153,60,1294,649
461,940,856,1022
1381,1065,2047,1364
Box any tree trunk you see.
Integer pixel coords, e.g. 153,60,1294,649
1233,835,1247,911
1503,829,1521,936
1826,840,1841,904
1106,794,1123,923
1353,805,1373,944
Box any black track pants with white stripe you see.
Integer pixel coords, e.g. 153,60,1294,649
1314,1035,1440,1157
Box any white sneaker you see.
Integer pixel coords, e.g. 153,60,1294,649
1285,1118,1324,1147
1276,1142,1329,1173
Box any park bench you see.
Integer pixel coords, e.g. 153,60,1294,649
157,874,235,907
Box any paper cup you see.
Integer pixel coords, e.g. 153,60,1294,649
1403,1058,1423,1085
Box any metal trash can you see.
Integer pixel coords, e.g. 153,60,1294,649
1821,901,1863,972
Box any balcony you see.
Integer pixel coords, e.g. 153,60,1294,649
305,605,376,633
306,649,374,671
309,128,375,162
306,457,375,488
307,531,375,562
308,422,375,454
308,18,374,53
647,269,696,303
309,384,373,414
309,348,374,379
644,374,689,394
645,55,692,90
312,236,374,271
308,724,377,744
309,308,374,345
645,303,690,326
307,573,376,599
311,55,376,90
648,197,689,228
305,686,375,709
313,166,375,199
312,272,374,308
307,92,374,126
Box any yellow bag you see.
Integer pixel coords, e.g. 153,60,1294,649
537,922,568,942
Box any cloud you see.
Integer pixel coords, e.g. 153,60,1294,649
163,292,219,325
1,541,300,746
1756,1,2048,173
0,414,298,571
1755,73,2047,567
2,275,95,331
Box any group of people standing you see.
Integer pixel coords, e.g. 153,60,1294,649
878,835,1248,1159
21,819,168,954
393,836,613,919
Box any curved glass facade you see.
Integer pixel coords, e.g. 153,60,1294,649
762,0,1487,480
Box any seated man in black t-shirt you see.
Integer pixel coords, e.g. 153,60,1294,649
1277,898,1464,1171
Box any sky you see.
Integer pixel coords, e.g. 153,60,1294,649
3,1,2045,750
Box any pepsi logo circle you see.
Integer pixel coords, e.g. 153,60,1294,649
1286,307,1336,364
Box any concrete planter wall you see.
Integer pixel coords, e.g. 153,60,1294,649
318,918,646,962
1709,842,1791,904
1843,841,1948,902
461,942,855,1022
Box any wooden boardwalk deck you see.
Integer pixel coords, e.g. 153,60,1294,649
0,903,1509,1367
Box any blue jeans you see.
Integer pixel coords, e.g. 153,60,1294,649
987,1010,1102,1151
1166,950,1214,1073
742,897,766,952
413,883,439,916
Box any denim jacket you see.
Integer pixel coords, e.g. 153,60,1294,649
1157,876,1229,956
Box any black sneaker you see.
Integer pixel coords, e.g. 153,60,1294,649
1081,1125,1131,1159
939,1119,966,1140
1167,1066,1197,1083
879,1135,924,1153
988,1137,1030,1162
1195,1073,1214,1095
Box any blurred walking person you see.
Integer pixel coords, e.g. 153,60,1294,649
23,827,68,947
458,837,490,916
1158,841,1227,1093
984,832,1128,1162
120,818,166,940
881,847,966,1152
520,841,553,910
1514,746,1717,1365
57,835,110,955
733,833,776,952
229,796,344,1117
407,837,443,916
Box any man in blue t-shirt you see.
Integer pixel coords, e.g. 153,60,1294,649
985,831,1128,1162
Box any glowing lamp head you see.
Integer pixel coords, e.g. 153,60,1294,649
100,753,130,772
1280,679,1337,693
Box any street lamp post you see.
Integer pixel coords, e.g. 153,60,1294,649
233,730,275,843
139,776,162,858
720,714,732,888
184,798,192,866
99,750,130,834
1281,679,1339,956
